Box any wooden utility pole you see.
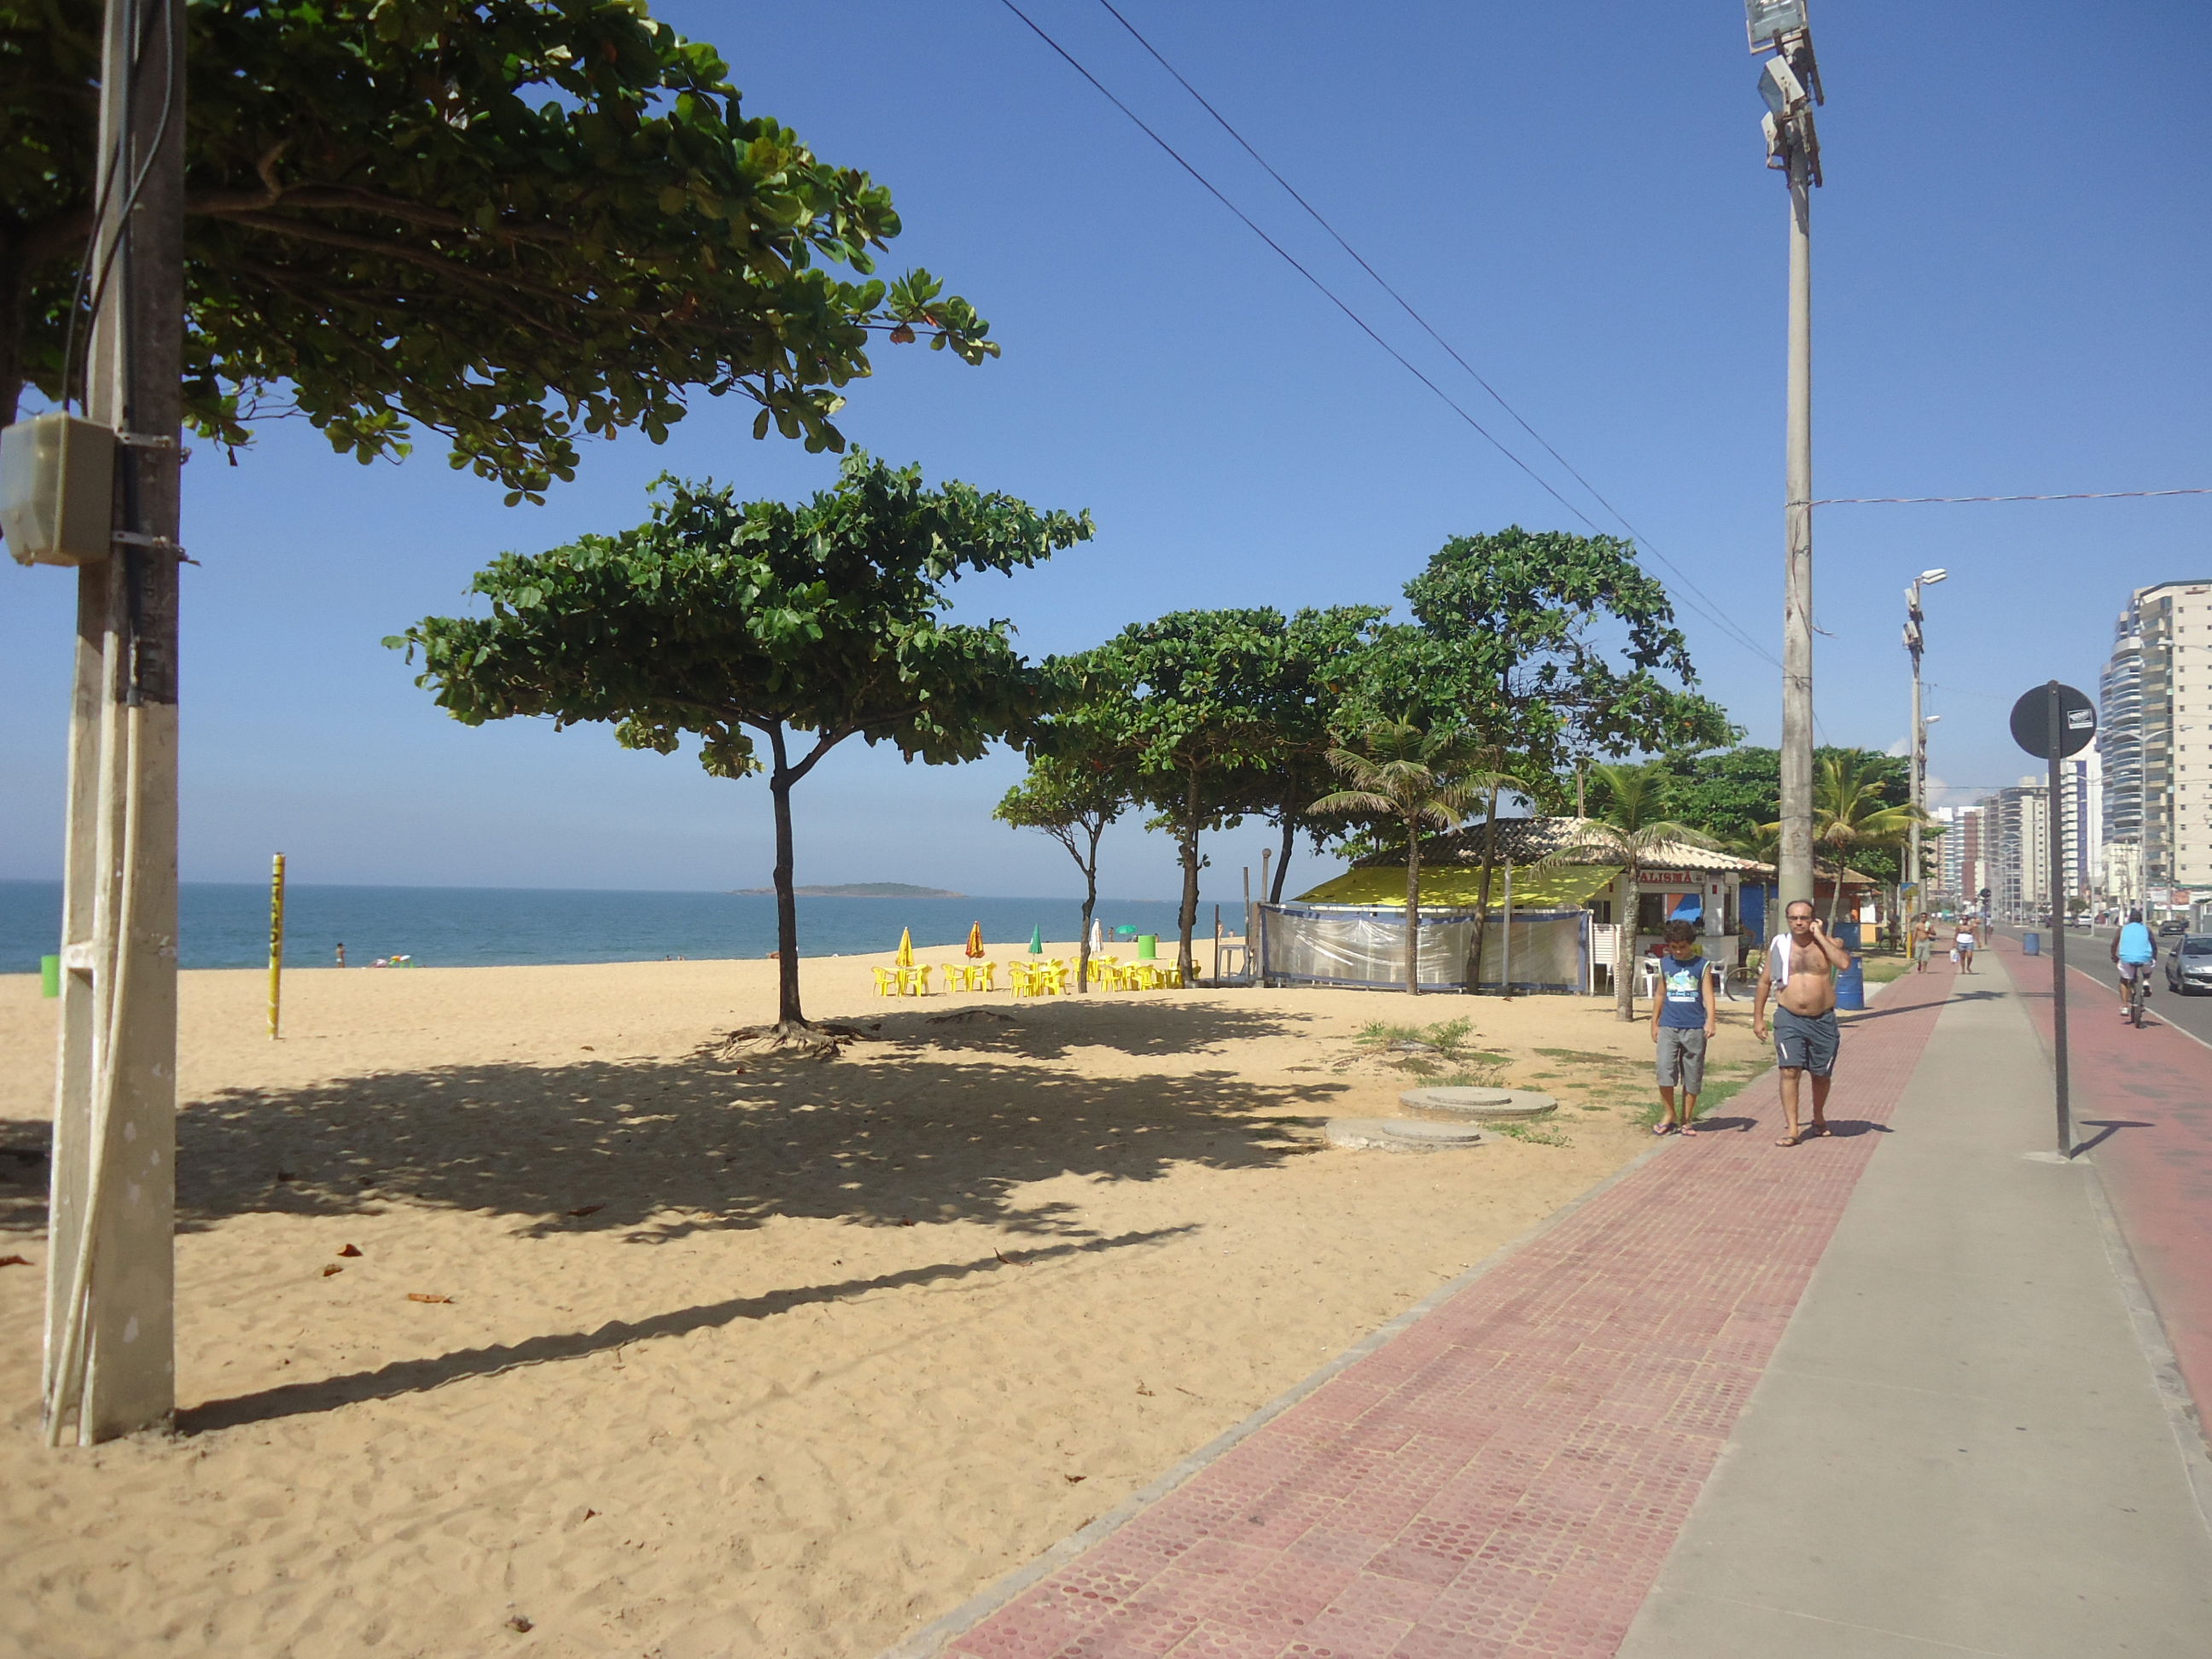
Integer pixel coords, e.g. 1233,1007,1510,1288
44,0,186,1446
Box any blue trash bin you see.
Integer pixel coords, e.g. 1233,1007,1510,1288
2023,932,2040,956
1834,955,1866,1010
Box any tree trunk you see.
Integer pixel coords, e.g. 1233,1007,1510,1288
1615,864,1638,1022
1470,777,1502,992
1175,771,1201,985
1077,824,1102,992
1270,812,1295,903
1405,812,1423,997
767,725,805,1027
1824,847,1846,929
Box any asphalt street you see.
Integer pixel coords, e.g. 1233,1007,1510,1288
1992,921,2212,1049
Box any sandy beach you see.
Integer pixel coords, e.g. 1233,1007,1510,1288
1,944,1770,1658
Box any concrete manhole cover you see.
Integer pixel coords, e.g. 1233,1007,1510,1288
1399,1087,1559,1122
1324,1117,1487,1152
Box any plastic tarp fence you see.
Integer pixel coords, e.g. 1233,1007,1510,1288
1260,905,1588,993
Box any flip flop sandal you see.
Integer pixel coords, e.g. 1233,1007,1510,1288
1775,1132,1802,1147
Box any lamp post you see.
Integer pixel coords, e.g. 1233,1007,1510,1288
1906,569,1948,912
1749,1,1825,913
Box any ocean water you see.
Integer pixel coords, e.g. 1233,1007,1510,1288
0,882,1233,973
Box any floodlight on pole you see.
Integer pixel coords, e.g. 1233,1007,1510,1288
1920,568,1949,584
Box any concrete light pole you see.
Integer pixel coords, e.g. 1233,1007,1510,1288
1750,2,1825,911
1905,568,1948,911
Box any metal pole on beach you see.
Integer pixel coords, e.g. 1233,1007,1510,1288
269,854,287,1040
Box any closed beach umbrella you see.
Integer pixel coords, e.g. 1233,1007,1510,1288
1028,924,1045,955
965,922,984,958
1089,917,1103,953
897,928,913,966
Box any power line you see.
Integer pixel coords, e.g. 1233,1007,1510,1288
1809,488,2212,506
1084,0,1781,671
996,0,1781,670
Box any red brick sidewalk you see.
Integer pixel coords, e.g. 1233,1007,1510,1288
1995,934,2212,1430
923,968,1954,1659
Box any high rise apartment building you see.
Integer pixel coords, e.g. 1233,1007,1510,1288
2099,580,2212,892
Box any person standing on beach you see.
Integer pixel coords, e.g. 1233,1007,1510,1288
1753,900,1853,1147
1650,920,1718,1136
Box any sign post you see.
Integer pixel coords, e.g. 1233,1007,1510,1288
2011,681,2096,1157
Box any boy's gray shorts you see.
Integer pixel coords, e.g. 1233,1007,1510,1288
1656,1027,1708,1091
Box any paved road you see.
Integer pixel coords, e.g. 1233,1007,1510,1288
1993,922,2212,1048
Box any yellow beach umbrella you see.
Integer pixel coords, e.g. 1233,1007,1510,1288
896,927,913,966
965,922,985,958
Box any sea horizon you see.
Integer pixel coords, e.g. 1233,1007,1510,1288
0,879,1246,973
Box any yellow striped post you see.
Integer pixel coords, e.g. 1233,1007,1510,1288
268,853,287,1040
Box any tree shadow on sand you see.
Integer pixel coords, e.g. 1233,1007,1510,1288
160,1000,1352,1243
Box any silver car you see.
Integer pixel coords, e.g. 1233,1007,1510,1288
2165,934,2212,994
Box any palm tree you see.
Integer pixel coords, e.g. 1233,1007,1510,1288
1310,720,1503,995
1765,753,1930,928
1543,760,1718,1022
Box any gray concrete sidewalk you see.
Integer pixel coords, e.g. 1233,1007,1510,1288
1618,958,2212,1658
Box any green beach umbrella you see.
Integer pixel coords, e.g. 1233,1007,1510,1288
1028,925,1044,955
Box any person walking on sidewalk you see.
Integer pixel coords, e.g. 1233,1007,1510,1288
1912,914,1934,973
1650,920,1719,1136
1753,900,1853,1147
2113,910,2158,1021
1954,917,1978,973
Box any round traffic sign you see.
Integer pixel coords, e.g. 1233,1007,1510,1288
2010,682,2096,760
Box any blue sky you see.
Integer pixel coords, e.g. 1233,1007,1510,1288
3,0,2204,900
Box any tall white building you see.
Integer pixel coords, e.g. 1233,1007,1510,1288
2100,579,2212,892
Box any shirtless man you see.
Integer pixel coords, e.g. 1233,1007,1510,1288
1753,900,1854,1147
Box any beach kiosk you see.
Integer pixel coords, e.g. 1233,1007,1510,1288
1263,818,1763,996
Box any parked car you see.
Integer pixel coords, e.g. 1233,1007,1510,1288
2166,934,2212,993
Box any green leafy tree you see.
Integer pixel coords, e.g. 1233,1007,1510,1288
1074,610,1295,983
1621,746,1910,854
1216,605,1388,903
1310,720,1499,996
392,454,1092,1031
1541,760,1717,1022
4,0,995,500
1347,527,1737,784
994,749,1129,992
1773,752,1930,928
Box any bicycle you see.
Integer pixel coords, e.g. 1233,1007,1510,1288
2127,962,2151,1028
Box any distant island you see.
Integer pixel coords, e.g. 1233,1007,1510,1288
731,882,968,899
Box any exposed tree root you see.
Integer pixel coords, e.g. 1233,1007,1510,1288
716,1020,866,1061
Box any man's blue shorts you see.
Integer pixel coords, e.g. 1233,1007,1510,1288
1773,1005,1840,1077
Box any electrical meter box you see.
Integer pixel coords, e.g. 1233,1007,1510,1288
1,413,115,568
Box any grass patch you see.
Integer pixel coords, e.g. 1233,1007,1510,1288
1861,958,1915,985
1633,1073,1760,1129
1534,1046,1638,1064
1348,1019,1506,1084
1492,1121,1572,1147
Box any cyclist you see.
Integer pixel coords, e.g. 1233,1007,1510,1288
2113,911,2158,1020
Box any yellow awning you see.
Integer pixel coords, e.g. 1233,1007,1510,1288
1294,864,1622,910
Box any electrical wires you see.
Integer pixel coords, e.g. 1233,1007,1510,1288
997,0,1782,668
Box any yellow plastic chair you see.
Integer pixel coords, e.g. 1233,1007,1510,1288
896,965,930,996
1157,963,1185,989
872,967,898,997
1039,960,1069,995
972,961,999,991
1007,963,1035,998
941,963,969,992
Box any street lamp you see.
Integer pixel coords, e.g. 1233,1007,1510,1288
1906,570,1948,914
1749,2,1826,915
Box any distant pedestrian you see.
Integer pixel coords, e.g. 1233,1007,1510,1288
1912,916,1934,973
1754,900,1854,1147
1650,920,1718,1137
1954,919,1977,973
335,942,346,968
